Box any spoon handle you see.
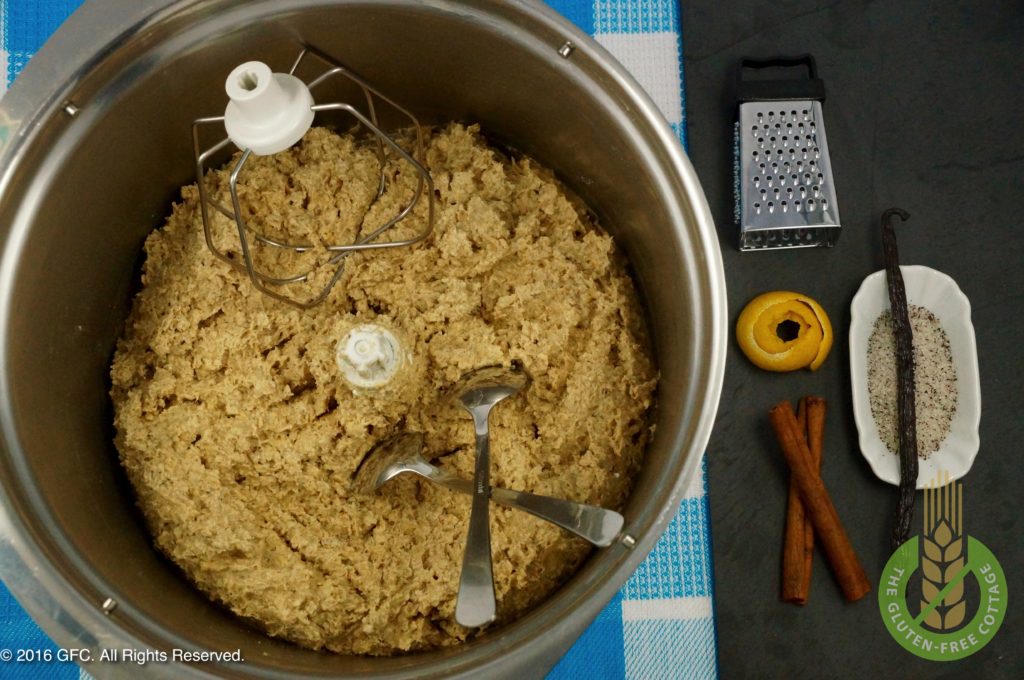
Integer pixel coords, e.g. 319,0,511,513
455,426,496,628
490,488,624,547
424,470,623,547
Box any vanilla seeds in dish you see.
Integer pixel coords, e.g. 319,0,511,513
109,123,657,655
867,304,957,458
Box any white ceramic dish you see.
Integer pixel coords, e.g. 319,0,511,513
849,265,981,488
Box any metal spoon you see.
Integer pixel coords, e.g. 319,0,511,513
353,432,624,546
451,364,529,628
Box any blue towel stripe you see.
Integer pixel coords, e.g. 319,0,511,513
0,585,81,679
624,494,713,601
546,0,596,36
595,0,680,35
546,591,626,679
2,0,80,85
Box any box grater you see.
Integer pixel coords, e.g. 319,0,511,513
736,55,841,251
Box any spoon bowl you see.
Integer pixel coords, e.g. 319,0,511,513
352,432,428,495
451,365,531,411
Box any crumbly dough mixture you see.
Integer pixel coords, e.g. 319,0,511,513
110,124,657,655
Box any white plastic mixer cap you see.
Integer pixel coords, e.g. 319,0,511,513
337,325,404,389
223,61,315,156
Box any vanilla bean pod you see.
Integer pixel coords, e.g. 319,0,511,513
881,208,918,550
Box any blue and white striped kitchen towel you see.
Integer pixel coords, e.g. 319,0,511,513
0,1,717,678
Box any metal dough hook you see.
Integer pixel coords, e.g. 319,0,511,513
191,45,435,308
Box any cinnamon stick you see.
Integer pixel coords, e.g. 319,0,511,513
770,401,870,602
781,397,825,604
802,397,826,598
781,400,808,603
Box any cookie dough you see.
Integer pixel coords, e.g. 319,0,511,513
110,123,657,655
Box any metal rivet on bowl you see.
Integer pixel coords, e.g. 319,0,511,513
101,597,117,614
63,102,80,117
557,41,575,58
621,533,636,549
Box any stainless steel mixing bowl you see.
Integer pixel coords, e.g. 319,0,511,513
0,1,726,677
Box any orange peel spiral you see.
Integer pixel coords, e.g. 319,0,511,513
736,291,833,372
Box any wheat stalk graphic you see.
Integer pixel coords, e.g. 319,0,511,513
920,472,966,631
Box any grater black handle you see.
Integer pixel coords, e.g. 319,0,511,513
737,54,826,103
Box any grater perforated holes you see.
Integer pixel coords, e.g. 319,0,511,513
740,101,841,246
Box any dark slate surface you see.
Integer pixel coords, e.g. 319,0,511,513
680,0,1023,677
